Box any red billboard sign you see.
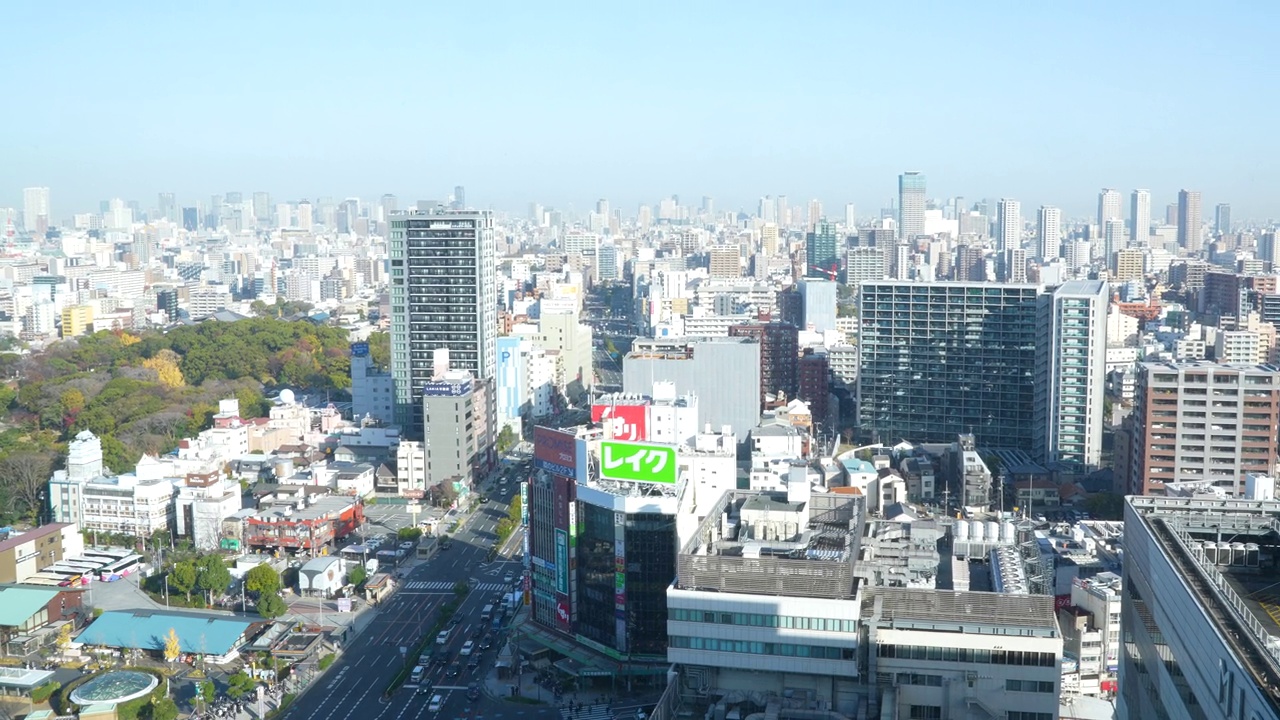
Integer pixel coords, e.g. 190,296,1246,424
591,402,649,442
534,426,577,477
556,599,572,631
1055,594,1072,610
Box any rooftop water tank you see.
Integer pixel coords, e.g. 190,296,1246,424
955,521,970,541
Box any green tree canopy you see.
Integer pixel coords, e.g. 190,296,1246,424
196,555,232,602
348,565,368,587
256,591,287,619
169,560,198,601
244,563,281,597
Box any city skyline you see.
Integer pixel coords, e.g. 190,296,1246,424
3,2,1278,218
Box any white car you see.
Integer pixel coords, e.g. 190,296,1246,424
460,640,475,656
504,572,514,584
428,694,444,713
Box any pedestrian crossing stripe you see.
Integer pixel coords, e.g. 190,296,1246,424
403,581,511,592
559,705,613,720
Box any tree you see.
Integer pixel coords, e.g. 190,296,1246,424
256,591,287,619
0,451,55,520
145,697,179,720
348,565,367,587
197,680,215,706
142,349,185,389
496,425,517,455
55,622,72,653
244,563,281,597
169,561,197,602
196,555,232,604
368,331,390,370
163,627,181,662
507,494,522,525
226,671,257,699
396,527,423,541
1083,492,1126,521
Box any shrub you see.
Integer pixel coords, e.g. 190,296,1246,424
318,653,335,671
31,681,60,704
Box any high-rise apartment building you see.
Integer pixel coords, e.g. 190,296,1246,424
805,221,839,279
897,171,926,240
1129,189,1151,246
858,281,1107,464
728,322,799,407
996,198,1021,253
844,202,856,229
1036,205,1062,261
1035,280,1108,466
858,282,1041,449
1098,188,1122,230
1121,495,1280,720
1113,248,1145,281
1104,218,1126,264
1126,361,1280,496
708,245,741,279
1216,202,1232,236
297,200,313,231
1177,189,1203,252
22,186,50,235
389,208,497,437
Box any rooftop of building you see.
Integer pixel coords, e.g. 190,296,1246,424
0,585,62,627
675,488,863,600
1139,359,1280,372
0,524,71,554
1128,495,1280,712
75,609,259,656
252,494,356,523
865,586,1060,637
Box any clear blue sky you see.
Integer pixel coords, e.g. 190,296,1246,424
4,1,1278,220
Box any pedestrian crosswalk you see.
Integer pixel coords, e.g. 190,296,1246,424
559,704,613,720
403,581,510,592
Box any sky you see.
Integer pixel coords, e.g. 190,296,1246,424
4,1,1279,221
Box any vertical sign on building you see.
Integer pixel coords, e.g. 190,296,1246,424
520,480,531,604
614,511,627,653
555,529,569,595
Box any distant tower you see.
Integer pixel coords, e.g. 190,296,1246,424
1129,189,1151,248
453,185,466,211
1098,188,1122,230
844,203,856,229
1215,203,1231,236
22,186,50,235
1177,190,1203,252
997,198,1021,254
1037,206,1062,261
898,172,926,240
297,200,314,231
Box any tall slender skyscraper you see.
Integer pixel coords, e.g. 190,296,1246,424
806,221,840,278
1037,206,1062,261
1177,190,1203,253
1104,219,1126,267
1215,203,1231,236
390,207,497,437
898,171,926,240
22,187,50,235
1129,189,1151,247
252,192,272,225
844,203,856,229
996,198,1021,253
157,192,176,223
1098,188,1122,230
453,185,466,211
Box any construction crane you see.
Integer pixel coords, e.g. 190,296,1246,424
809,265,839,281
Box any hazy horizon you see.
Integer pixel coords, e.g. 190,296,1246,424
5,1,1278,221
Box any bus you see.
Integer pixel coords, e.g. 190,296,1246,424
51,561,103,574
82,549,132,563
20,575,64,587
38,568,89,587
98,554,143,582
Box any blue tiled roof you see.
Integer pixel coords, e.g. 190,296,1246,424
75,610,256,656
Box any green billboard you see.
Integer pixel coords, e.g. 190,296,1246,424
599,441,678,484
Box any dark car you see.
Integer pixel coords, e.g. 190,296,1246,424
471,624,484,638
446,663,462,678
479,634,493,650
467,683,481,701
467,655,480,671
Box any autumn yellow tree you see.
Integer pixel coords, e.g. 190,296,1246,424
142,349,185,389
163,627,181,663
55,622,72,653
